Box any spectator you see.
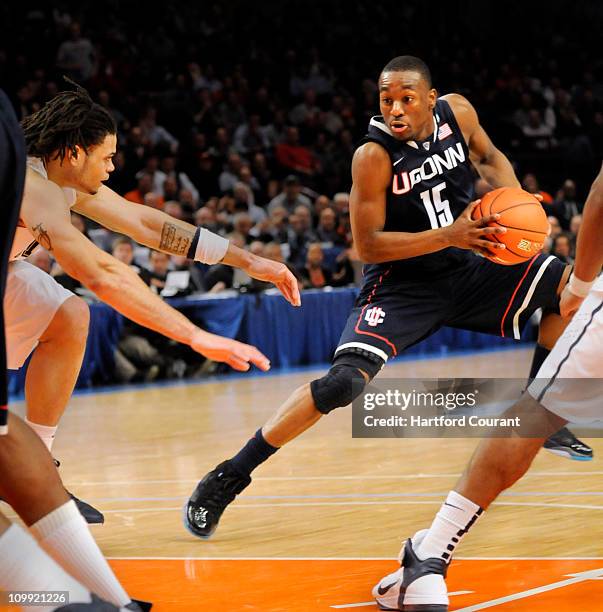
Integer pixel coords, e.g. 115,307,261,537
552,179,580,229
267,174,312,214
288,204,318,268
521,173,553,206
164,201,185,221
316,207,344,246
159,155,200,205
264,108,288,149
233,113,270,156
194,206,219,232
314,194,332,218
146,250,172,294
265,206,291,243
125,173,161,205
233,181,266,224
136,155,166,194
543,215,562,254
232,212,254,245
219,152,243,194
289,88,320,126
162,175,180,202
333,192,350,215
522,109,555,151
551,232,574,264
299,243,333,289
111,238,164,383
55,22,96,83
143,191,164,210
190,151,221,201
275,126,318,176
569,213,582,237
138,107,179,152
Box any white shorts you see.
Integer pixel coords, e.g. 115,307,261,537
528,286,603,423
4,260,74,369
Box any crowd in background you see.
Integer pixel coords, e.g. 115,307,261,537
2,0,601,382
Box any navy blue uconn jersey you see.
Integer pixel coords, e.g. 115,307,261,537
359,99,476,286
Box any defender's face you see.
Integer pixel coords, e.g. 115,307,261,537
76,134,117,194
379,70,436,141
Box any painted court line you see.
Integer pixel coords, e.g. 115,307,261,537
70,470,603,486
455,567,603,611
88,490,603,504
106,556,603,561
100,499,603,514
332,591,474,609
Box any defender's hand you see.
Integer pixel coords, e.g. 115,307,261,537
245,255,301,306
443,199,507,257
190,329,270,372
559,284,584,319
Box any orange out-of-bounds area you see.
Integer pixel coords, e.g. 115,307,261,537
106,558,603,611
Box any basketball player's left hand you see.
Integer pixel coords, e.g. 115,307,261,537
246,256,302,306
559,285,584,318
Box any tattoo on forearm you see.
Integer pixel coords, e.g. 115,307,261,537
31,223,53,251
159,222,193,256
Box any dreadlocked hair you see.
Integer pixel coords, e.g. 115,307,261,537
22,77,116,162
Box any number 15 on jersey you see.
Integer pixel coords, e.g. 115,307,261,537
420,181,453,229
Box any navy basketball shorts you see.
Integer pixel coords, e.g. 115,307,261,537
0,90,27,434
335,253,566,364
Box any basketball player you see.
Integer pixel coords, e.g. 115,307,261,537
373,162,602,611
7,80,300,524
185,55,588,539
0,88,147,612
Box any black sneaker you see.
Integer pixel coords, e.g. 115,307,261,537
55,595,152,611
67,491,105,524
543,427,593,461
183,460,251,539
55,593,122,611
54,458,105,524
126,600,153,611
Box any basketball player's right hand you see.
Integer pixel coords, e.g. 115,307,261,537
444,200,507,257
190,329,271,372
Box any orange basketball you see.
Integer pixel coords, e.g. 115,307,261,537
472,187,549,265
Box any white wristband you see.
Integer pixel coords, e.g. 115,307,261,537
567,274,595,298
194,228,229,264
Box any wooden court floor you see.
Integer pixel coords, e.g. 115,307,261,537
3,347,603,611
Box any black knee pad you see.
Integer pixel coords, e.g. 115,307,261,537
310,349,384,414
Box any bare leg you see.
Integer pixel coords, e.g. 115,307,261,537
0,413,69,525
262,369,370,447
539,311,570,350
262,383,323,447
455,394,567,509
25,296,89,427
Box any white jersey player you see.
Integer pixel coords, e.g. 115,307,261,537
6,81,299,523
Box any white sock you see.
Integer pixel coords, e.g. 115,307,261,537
30,500,131,607
0,522,92,612
25,418,58,452
416,490,483,562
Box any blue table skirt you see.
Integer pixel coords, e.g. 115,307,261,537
8,287,533,394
